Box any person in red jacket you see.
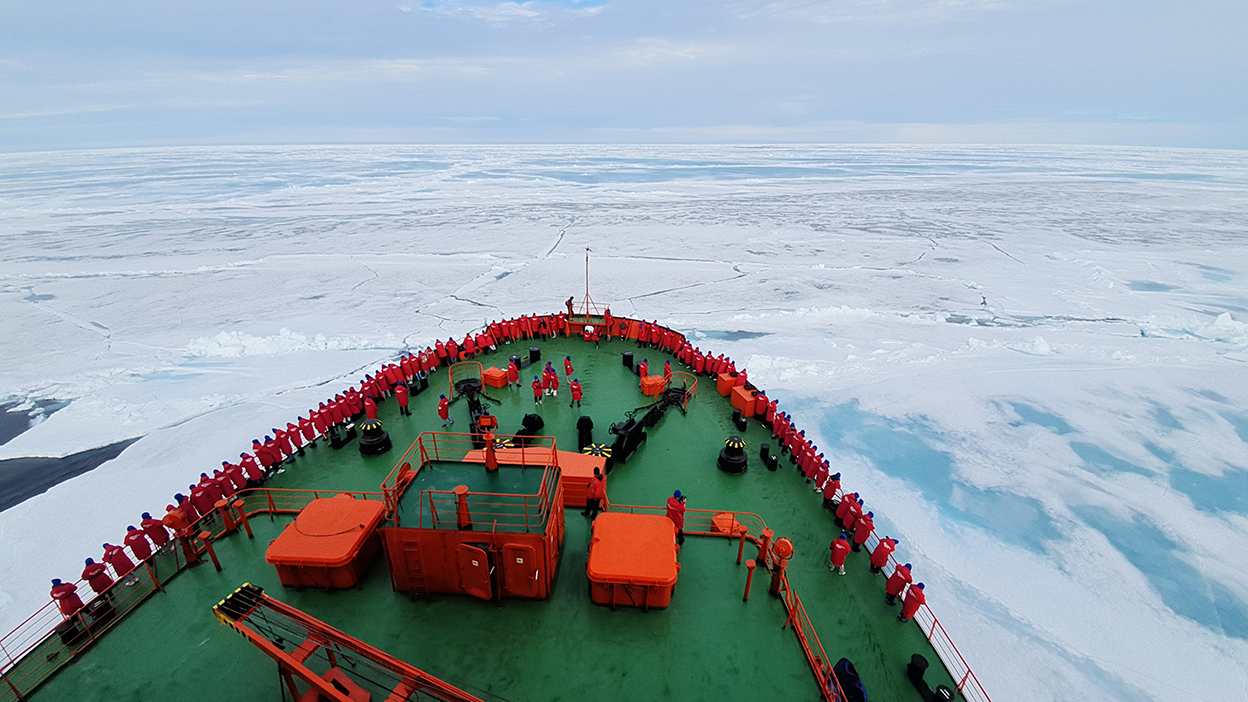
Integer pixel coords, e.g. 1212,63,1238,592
637,358,648,383
853,511,875,552
124,525,152,563
844,498,865,534
446,337,459,361
564,356,574,377
140,512,171,550
297,415,316,448
899,582,926,622
885,563,913,606
286,421,304,455
435,339,448,366
829,533,851,575
507,359,520,388
395,381,410,415
199,472,224,504
363,395,378,420
240,453,264,486
437,394,453,426
463,335,477,358
50,579,84,619
82,558,114,595
531,377,543,406
870,537,897,575
836,491,858,528
602,308,614,340
189,483,215,519
666,490,687,545
102,543,135,579
213,469,236,499
582,467,607,520
663,360,672,385
549,369,560,397
822,472,841,509
569,379,583,408
582,324,599,347
175,491,200,523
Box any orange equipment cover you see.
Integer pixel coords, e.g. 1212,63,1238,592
640,375,666,397
730,385,757,417
711,512,744,535
462,447,603,507
587,513,678,587
266,494,386,569
482,367,508,388
555,451,606,507
716,372,736,397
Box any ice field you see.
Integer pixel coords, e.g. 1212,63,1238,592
2,145,1248,700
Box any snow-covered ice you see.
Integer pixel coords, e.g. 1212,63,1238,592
2,144,1247,701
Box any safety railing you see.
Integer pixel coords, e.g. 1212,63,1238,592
861,531,991,702
603,501,844,701
382,432,559,514
0,486,384,701
416,467,560,534
665,370,698,410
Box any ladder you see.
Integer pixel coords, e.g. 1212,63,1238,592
213,583,488,702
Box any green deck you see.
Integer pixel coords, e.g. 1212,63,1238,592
30,335,957,701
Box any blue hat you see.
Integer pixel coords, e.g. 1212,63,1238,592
127,525,137,531
222,461,229,466
142,512,152,519
51,578,62,586
832,472,841,479
904,563,912,569
85,558,94,565
175,493,185,501
916,583,924,589
674,490,682,498
573,378,578,382
840,533,847,540
440,394,446,399
867,511,874,518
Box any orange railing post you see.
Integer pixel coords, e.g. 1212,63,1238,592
199,532,221,572
743,559,756,602
453,485,472,530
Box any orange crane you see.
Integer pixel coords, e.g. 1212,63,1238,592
212,584,490,702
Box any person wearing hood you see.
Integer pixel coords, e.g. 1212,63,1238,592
666,490,687,545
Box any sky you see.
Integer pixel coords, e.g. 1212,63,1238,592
1,0,1246,150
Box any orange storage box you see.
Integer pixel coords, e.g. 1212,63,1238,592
640,375,666,397
587,512,679,609
716,372,736,396
731,385,757,417
266,494,386,590
482,367,508,388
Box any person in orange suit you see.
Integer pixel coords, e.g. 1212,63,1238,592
666,490,687,545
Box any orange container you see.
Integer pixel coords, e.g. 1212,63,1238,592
640,375,666,397
266,494,386,589
587,512,679,609
556,451,607,507
482,367,508,388
716,372,736,397
731,386,757,417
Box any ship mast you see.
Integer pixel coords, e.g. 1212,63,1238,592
580,247,599,321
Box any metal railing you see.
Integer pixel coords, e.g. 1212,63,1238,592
0,487,383,701
603,501,846,702
861,531,990,701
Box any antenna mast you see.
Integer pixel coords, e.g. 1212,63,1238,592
581,247,598,321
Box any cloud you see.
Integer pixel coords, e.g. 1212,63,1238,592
417,0,607,25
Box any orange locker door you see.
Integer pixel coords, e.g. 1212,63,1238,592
456,544,493,600
501,544,540,598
